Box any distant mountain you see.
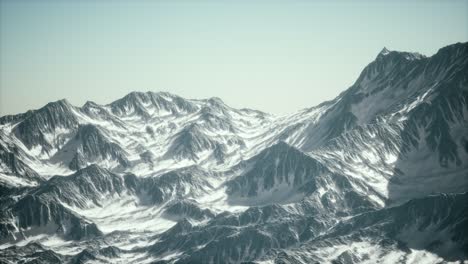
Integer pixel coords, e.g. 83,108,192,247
0,42,467,263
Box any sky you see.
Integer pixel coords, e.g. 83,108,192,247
0,0,467,116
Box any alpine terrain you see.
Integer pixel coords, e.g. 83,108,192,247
0,42,467,263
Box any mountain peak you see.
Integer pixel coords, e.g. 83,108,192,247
376,47,425,61
43,98,72,110
121,91,177,101
109,91,199,117
378,47,391,56
82,100,99,108
207,97,225,105
150,91,178,98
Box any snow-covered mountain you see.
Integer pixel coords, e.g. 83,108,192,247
0,42,467,263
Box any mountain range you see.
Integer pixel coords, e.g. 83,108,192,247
0,42,467,263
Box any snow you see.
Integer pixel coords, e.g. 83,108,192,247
0,173,37,187
264,240,456,264
1,49,467,264
197,185,249,213
64,193,177,234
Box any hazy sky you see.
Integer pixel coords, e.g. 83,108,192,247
1,0,467,115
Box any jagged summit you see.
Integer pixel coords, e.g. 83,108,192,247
375,46,425,61
111,91,183,104
66,124,129,170
164,123,222,161
82,100,99,108
378,47,391,56
45,98,72,108
12,98,78,152
109,91,199,117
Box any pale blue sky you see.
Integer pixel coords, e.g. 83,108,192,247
1,0,467,115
